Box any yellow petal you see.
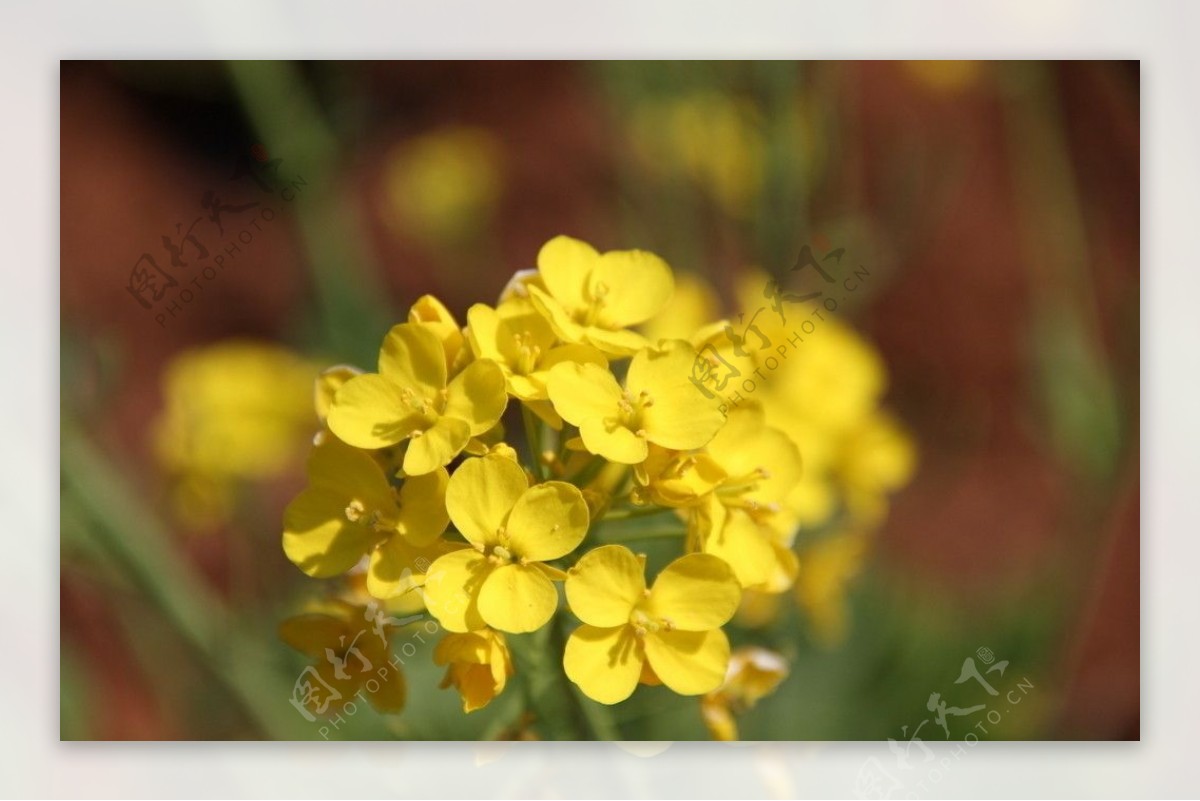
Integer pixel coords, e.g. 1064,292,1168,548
646,552,741,631
505,482,589,561
446,455,528,548
378,322,447,392
282,488,383,578
563,624,644,705
279,613,349,657
590,248,674,328
522,398,564,429
583,326,650,357
327,373,425,449
760,541,800,594
396,467,450,546
443,663,500,713
423,548,490,632
701,509,782,590
538,343,608,372
409,295,465,370
545,361,622,426
626,342,725,450
519,343,607,402
305,436,395,501
496,301,557,366
528,284,586,344
580,417,648,464
477,563,559,633
707,405,801,509
465,303,504,361
433,631,491,665
402,416,471,475
565,544,646,628
367,537,460,600
537,234,598,311
314,364,362,422
443,358,508,435
644,628,730,695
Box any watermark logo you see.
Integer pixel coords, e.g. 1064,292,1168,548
687,238,871,413
123,145,307,327
286,557,471,739
855,649,1035,799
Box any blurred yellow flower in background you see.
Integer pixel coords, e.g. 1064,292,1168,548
701,646,789,740
384,126,504,249
629,93,765,217
795,530,871,647
153,341,317,529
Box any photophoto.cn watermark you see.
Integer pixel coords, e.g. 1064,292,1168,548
854,647,1036,800
686,240,871,414
287,557,470,740
122,144,306,328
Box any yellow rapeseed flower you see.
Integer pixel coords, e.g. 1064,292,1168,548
688,405,802,591
328,322,507,475
795,530,870,646
434,628,514,713
546,341,726,464
527,235,675,357
385,126,503,249
700,646,789,740
155,340,317,480
467,296,607,426
408,294,472,375
563,545,741,704
423,455,590,634
633,444,727,508
154,340,316,528
282,436,454,599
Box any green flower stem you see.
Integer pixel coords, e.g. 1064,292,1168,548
521,404,547,482
596,527,688,545
506,619,589,740
602,504,675,522
225,60,391,364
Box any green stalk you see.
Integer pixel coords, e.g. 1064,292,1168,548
521,404,547,482
506,620,588,739
224,60,392,364
597,527,688,545
602,505,675,522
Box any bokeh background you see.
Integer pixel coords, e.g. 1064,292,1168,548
59,60,1138,741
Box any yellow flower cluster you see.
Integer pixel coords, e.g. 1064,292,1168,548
280,234,913,726
651,267,917,642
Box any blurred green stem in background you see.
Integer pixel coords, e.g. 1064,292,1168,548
1004,63,1125,485
753,61,808,271
62,422,299,739
225,60,392,366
